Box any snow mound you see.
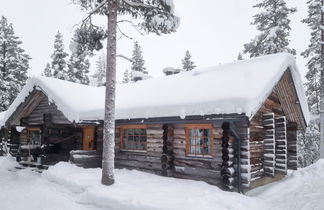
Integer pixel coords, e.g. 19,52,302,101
1,53,309,126
42,161,264,210
248,159,324,210
2,157,324,210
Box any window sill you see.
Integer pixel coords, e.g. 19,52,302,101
186,154,213,159
120,149,147,153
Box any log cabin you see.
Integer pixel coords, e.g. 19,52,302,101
0,53,309,193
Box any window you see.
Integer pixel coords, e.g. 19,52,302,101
120,125,147,151
185,124,213,157
27,128,42,145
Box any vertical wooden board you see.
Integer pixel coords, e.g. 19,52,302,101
82,126,95,151
275,116,287,174
263,113,275,177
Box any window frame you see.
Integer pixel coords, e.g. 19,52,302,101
185,124,214,158
26,127,42,146
120,125,148,153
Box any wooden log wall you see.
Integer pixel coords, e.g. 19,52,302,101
161,124,174,177
240,126,251,188
8,127,19,157
263,113,276,177
172,124,222,186
114,124,163,174
275,116,287,174
23,95,71,125
287,122,298,170
221,123,235,190
249,125,264,183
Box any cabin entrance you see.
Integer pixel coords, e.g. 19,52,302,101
83,126,95,151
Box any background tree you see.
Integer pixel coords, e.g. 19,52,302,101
73,0,179,185
51,31,69,80
122,69,131,83
0,16,30,111
67,29,91,85
43,63,52,77
297,118,320,167
181,50,196,71
301,0,322,114
243,0,296,57
131,41,147,80
298,0,323,165
93,53,106,86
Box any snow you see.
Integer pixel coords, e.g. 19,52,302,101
2,156,324,210
0,53,309,127
0,156,264,210
0,111,5,128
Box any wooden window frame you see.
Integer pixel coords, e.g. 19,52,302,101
185,124,214,158
27,127,42,146
120,125,148,153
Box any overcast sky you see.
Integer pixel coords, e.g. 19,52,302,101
0,0,309,81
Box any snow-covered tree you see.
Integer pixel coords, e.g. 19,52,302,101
74,0,179,186
0,16,30,111
42,63,52,77
67,52,90,84
131,41,147,80
122,69,131,83
181,50,196,71
51,31,68,80
298,118,320,167
301,0,323,114
298,0,323,165
243,0,296,57
93,54,106,86
67,30,91,85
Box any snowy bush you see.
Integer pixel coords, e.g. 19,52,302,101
297,117,320,168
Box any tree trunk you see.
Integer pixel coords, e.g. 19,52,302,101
102,0,118,185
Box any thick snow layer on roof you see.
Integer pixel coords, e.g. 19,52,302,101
2,53,309,125
0,111,5,128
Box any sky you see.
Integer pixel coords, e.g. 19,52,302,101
0,0,310,82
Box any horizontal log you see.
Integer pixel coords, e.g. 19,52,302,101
116,159,162,171
174,166,220,179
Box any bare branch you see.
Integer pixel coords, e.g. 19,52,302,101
117,19,146,36
117,24,134,40
82,0,108,24
117,54,133,62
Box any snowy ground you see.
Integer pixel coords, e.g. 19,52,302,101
0,156,323,210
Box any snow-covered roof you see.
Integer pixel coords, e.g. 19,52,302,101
1,53,309,127
0,111,5,128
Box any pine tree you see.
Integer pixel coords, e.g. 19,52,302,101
0,16,30,112
51,31,68,80
298,0,323,165
243,0,296,57
301,0,323,114
181,50,196,71
93,54,106,86
122,69,131,83
67,53,90,84
131,41,147,80
74,0,179,186
297,118,320,167
43,63,52,77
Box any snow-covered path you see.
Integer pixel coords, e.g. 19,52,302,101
0,156,323,210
